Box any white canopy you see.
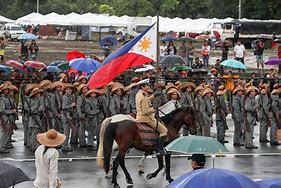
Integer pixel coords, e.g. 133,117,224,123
0,15,14,23
16,12,44,25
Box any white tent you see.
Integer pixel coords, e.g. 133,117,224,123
38,12,64,25
0,15,14,23
16,12,44,25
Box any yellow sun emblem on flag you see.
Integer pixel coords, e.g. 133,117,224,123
138,37,152,52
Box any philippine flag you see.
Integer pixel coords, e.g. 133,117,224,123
88,23,157,89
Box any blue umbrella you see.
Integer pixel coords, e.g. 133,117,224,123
47,66,62,73
99,36,118,47
18,33,38,40
220,59,247,69
160,35,177,42
167,168,260,188
256,178,281,188
49,60,66,66
0,64,12,75
69,58,101,73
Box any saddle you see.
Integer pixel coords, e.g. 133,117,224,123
136,122,158,146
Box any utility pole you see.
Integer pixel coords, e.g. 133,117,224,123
238,0,241,19
37,0,40,13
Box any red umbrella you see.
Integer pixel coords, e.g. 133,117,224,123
67,68,87,76
5,60,25,71
195,34,209,41
66,51,86,62
24,61,47,69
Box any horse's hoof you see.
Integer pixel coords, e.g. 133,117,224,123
112,183,120,188
126,178,133,185
168,178,174,183
105,173,111,179
146,173,155,180
138,170,144,175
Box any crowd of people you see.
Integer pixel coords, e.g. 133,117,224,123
0,66,280,154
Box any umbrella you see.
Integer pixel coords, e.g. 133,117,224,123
69,58,101,74
167,168,261,188
171,65,192,71
165,136,229,154
24,61,47,69
67,68,87,76
177,36,195,42
264,58,281,65
160,55,187,67
256,178,281,188
135,64,155,72
0,162,30,188
5,60,25,70
214,40,232,48
195,34,209,41
160,35,177,42
66,51,86,62
0,65,12,75
40,66,62,73
99,36,118,47
49,60,66,66
57,62,70,71
220,59,247,69
18,33,38,40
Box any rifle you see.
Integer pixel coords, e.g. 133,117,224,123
215,95,229,130
243,96,251,133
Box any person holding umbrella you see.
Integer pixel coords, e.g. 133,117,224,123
29,40,39,60
188,154,206,170
18,40,29,61
33,129,65,188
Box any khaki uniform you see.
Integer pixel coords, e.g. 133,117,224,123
136,90,167,137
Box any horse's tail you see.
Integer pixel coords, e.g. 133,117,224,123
97,117,112,169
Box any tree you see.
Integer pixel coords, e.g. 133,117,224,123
99,4,114,14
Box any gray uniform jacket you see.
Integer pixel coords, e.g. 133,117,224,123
77,95,87,119
29,96,44,128
153,91,168,108
23,95,31,122
216,95,227,120
180,91,193,107
258,94,273,119
194,96,206,126
62,94,77,120
86,97,99,118
271,94,280,117
50,91,62,118
0,94,16,124
245,96,258,125
201,96,212,125
109,94,123,115
232,95,244,122
128,87,138,113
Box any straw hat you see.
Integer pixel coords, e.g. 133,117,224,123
260,83,269,94
39,80,52,87
59,73,68,82
77,75,88,83
245,86,260,95
25,83,39,95
30,88,44,97
9,85,18,93
183,82,196,91
194,85,204,93
166,87,181,99
232,85,245,95
50,81,63,90
216,85,227,96
111,82,124,94
175,81,183,89
62,83,75,91
85,89,100,97
271,84,281,95
77,84,89,93
37,129,66,147
202,88,215,96
131,77,140,83
165,82,177,91
245,83,252,89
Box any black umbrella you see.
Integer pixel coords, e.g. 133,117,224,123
0,162,30,188
160,55,187,68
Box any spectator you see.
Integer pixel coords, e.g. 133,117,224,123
187,41,195,66
254,39,265,75
0,37,6,62
215,58,224,75
18,40,29,61
166,41,177,55
193,57,203,69
159,41,167,58
179,41,187,60
234,40,246,71
221,41,229,62
202,41,210,68
188,154,206,170
29,40,39,60
267,68,277,78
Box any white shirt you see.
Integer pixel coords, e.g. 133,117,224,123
33,145,59,188
160,45,167,57
234,44,245,58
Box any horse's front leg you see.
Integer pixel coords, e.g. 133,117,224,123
146,155,164,180
165,153,174,183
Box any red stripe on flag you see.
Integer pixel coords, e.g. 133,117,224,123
88,52,153,89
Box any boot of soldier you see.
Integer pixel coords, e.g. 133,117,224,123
156,136,166,156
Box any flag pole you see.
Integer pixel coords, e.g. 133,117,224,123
156,15,160,84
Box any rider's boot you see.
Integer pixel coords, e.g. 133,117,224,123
156,136,166,156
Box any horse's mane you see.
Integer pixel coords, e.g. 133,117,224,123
160,106,192,124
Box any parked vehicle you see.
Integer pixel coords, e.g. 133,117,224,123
4,23,26,41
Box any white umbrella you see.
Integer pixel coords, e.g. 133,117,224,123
135,64,155,72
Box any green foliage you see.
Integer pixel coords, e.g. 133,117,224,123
0,0,281,20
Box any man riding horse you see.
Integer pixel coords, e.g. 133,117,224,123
135,78,167,156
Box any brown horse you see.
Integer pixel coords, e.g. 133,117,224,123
97,106,197,188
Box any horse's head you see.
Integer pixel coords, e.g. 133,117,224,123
181,106,197,135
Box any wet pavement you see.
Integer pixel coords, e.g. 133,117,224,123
1,115,281,187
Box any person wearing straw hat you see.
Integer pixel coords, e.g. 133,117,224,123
257,83,274,143
76,84,90,148
127,80,140,117
232,85,245,147
215,85,228,144
180,82,195,108
33,129,65,188
166,87,182,102
201,88,215,137
244,86,260,149
194,85,205,136
40,80,53,130
0,84,17,153
76,75,88,84
49,81,64,132
29,87,45,152
270,84,281,145
109,82,125,116
61,83,76,152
